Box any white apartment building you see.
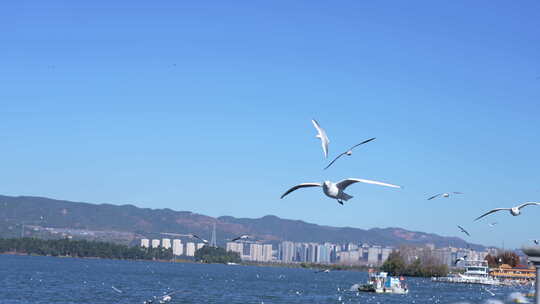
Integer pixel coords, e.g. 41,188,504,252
226,242,243,256
172,239,183,256
140,239,150,248
161,238,171,249
185,242,196,256
151,239,160,248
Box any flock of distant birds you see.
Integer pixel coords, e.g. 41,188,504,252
276,119,539,247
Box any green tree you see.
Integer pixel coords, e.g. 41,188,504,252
194,245,241,264
381,251,406,275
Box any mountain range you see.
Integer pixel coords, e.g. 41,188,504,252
0,195,483,249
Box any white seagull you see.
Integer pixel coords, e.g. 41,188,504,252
190,234,209,244
231,234,251,242
454,255,467,265
280,178,401,205
324,138,376,170
311,119,329,158
474,202,540,221
427,192,463,200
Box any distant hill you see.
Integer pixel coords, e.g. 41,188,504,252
0,195,482,249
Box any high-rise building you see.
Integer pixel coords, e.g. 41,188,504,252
280,241,295,263
151,239,160,248
316,244,332,264
307,243,318,263
381,247,392,263
262,244,273,262
140,239,150,248
250,243,263,261
227,242,243,257
197,243,205,250
185,242,196,256
338,250,360,265
367,246,381,265
162,238,171,249
295,243,309,262
347,243,358,251
172,239,183,256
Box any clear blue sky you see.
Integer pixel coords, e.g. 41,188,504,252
1,1,539,248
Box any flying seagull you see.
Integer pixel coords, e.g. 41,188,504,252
190,234,209,244
474,202,540,221
111,286,123,294
532,239,539,245
457,225,470,237
454,255,468,265
483,287,495,296
323,138,376,170
311,119,329,158
280,178,401,205
231,234,251,242
427,192,463,200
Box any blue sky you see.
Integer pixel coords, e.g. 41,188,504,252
1,1,539,248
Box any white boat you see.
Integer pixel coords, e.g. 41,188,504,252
358,271,409,294
432,260,501,286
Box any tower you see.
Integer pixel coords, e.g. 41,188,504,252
210,222,217,247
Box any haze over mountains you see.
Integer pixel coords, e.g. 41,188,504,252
0,195,483,249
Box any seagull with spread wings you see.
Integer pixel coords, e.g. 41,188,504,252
311,119,330,158
190,234,208,244
427,192,463,200
324,138,376,170
474,202,540,221
280,178,401,205
231,234,251,242
457,225,470,237
454,255,468,265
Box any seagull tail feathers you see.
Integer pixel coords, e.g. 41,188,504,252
341,193,353,201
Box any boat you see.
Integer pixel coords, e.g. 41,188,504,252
431,260,502,286
358,271,409,294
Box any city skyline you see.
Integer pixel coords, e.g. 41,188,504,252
140,236,494,268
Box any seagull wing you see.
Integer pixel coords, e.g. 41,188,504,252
280,183,321,199
517,202,540,210
349,137,376,150
427,194,442,200
457,225,470,236
474,208,510,221
192,234,208,243
231,237,241,242
325,138,376,170
323,152,346,170
312,119,329,158
336,178,401,190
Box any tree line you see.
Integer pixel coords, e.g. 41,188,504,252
0,238,173,260
381,250,448,277
194,245,241,264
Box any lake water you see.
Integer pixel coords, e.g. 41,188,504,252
0,255,533,304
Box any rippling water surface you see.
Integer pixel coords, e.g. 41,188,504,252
0,255,533,304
